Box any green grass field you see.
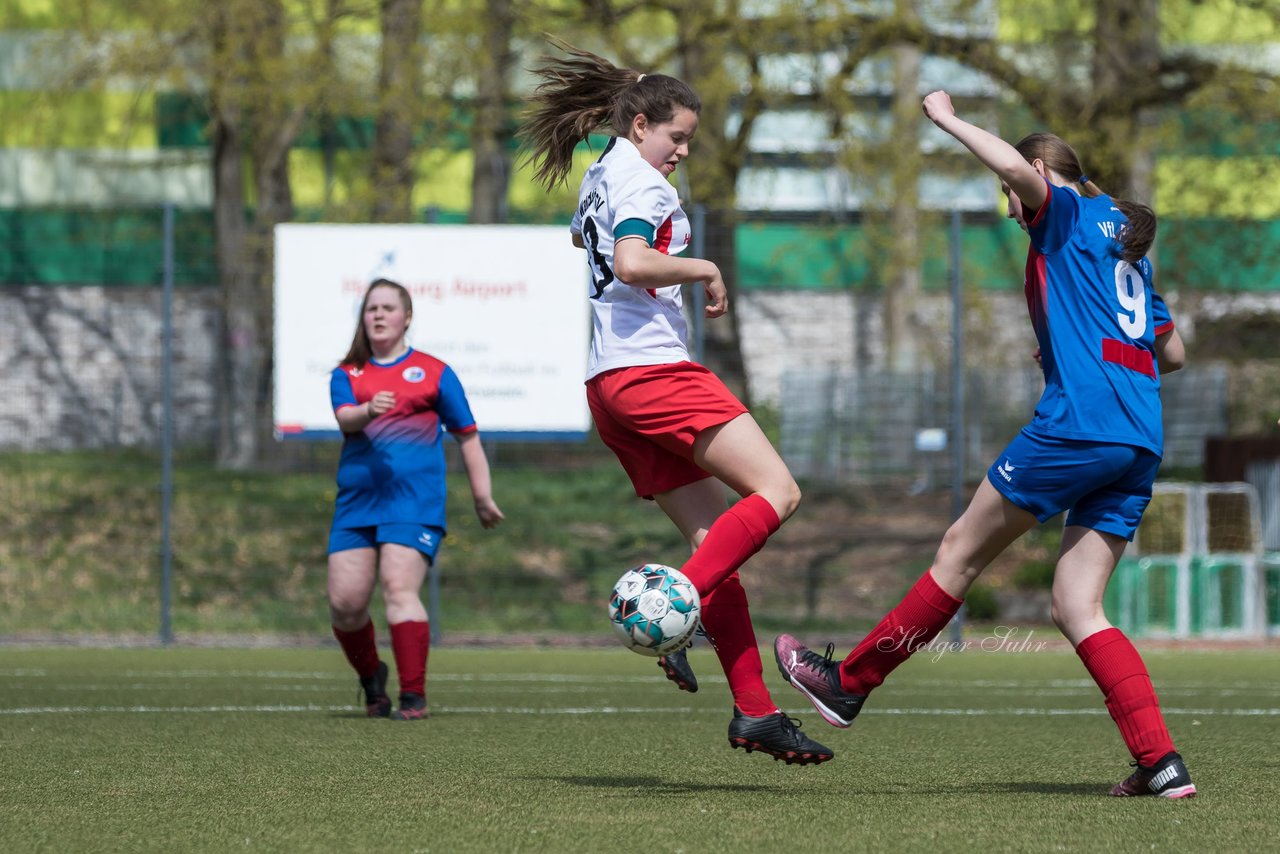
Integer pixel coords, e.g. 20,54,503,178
2,642,1276,852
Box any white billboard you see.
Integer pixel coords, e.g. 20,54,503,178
273,223,590,440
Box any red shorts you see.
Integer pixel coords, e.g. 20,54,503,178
586,361,748,499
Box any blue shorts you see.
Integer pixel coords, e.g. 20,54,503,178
986,427,1160,540
328,523,444,563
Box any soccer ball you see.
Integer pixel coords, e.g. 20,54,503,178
607,563,701,656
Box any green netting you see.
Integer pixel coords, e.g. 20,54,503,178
1106,556,1183,636
1191,556,1248,633
1266,556,1280,631
0,207,216,285
4,207,1280,291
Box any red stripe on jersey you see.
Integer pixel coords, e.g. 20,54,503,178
1024,249,1049,337
1154,321,1174,336
645,216,675,299
1102,338,1156,378
653,216,673,253
1024,176,1052,228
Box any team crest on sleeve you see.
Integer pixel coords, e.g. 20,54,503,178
402,366,426,383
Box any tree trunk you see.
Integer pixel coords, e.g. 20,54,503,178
372,0,423,223
1090,0,1160,197
886,23,923,373
674,25,750,404
469,0,515,224
210,0,306,469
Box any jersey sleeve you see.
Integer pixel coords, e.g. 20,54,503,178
436,366,478,435
1026,179,1079,256
330,367,357,413
613,173,679,246
1151,289,1175,336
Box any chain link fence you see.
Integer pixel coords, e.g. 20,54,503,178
2,205,1278,643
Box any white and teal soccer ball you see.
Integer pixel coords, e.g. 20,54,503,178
608,563,701,656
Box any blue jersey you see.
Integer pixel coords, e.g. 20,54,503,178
329,349,477,530
1022,181,1175,456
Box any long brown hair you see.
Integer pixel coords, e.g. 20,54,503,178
519,39,701,189
341,278,412,368
1014,132,1156,264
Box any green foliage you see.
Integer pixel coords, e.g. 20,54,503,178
0,450,688,636
962,582,1000,620
1011,560,1056,590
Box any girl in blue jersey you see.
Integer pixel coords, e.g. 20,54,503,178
519,41,832,765
328,278,504,721
776,91,1196,797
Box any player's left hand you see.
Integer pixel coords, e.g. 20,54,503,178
704,275,728,319
475,497,505,529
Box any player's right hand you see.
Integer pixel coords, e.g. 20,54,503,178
922,90,956,125
367,390,396,417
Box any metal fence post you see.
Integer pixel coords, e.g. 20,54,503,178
690,204,706,364
160,203,175,644
949,209,967,644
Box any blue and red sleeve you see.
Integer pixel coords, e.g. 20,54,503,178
330,366,358,413
436,366,478,435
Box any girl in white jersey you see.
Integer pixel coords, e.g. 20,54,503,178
520,40,831,765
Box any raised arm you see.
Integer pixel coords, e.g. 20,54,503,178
922,90,1047,213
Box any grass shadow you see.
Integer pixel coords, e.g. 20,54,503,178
527,774,776,794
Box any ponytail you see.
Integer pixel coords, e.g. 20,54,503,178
519,39,700,189
1014,132,1156,263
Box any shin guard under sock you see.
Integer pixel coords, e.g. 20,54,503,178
1076,627,1176,766
390,620,431,698
333,618,381,680
679,494,781,599
839,569,963,695
700,574,775,717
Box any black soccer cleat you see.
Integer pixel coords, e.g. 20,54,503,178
727,708,834,765
657,646,698,693
774,634,866,728
359,660,392,718
391,692,429,721
1110,751,1197,798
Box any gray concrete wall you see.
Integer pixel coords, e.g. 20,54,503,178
1,285,1275,451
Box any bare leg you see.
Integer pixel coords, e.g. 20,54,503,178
930,478,1039,598
691,413,800,520
328,547,379,631
1051,526,1127,647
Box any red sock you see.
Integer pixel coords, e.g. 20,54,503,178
332,618,380,680
700,573,776,717
390,620,430,698
679,494,781,598
839,569,962,695
1076,628,1176,766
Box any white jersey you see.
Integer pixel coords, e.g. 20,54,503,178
570,136,693,380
